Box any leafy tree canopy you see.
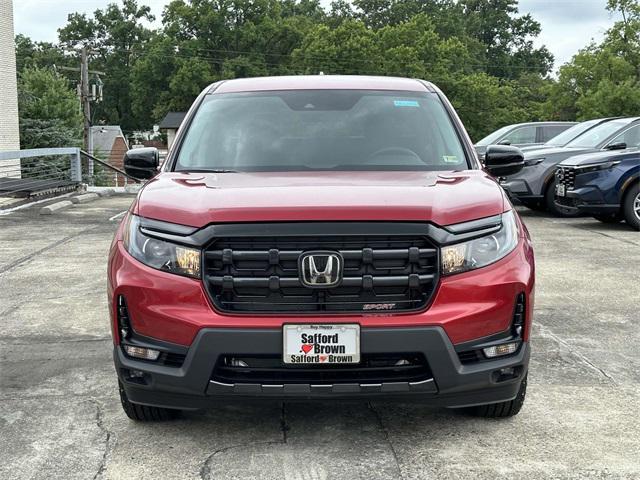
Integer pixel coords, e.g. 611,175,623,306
13,0,638,142
18,67,82,149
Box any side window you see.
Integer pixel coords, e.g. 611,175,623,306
501,126,537,145
542,125,570,142
608,124,640,148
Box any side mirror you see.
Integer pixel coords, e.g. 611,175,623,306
484,145,525,177
605,142,626,151
498,140,512,146
124,147,159,180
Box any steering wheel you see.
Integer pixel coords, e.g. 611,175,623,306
368,147,421,162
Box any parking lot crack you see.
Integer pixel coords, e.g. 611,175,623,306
88,399,116,480
571,224,640,247
538,323,617,384
0,226,100,275
368,402,405,480
199,441,284,479
280,402,289,443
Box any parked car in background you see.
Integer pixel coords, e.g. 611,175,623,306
555,148,639,230
475,121,576,159
501,117,640,216
519,118,619,153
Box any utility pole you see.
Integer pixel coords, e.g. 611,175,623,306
58,47,104,154
80,46,91,154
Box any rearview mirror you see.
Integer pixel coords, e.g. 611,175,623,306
498,140,512,146
124,147,159,180
484,145,525,177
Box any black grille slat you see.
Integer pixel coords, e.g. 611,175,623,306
204,231,439,313
213,353,432,384
207,274,435,289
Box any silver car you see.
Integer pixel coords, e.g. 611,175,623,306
501,117,640,216
475,121,576,159
518,118,619,153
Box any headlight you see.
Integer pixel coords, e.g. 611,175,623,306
442,211,519,275
122,214,201,278
575,160,621,174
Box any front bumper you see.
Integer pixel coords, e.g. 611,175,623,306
558,188,620,215
116,327,530,409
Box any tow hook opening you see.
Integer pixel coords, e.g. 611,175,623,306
492,365,523,383
121,368,150,385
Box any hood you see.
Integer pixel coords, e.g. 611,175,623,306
523,146,592,160
559,147,640,167
520,144,555,153
134,171,506,228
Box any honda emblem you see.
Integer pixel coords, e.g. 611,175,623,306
299,251,343,288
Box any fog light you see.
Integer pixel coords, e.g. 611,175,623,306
483,342,518,358
124,345,160,361
229,358,249,367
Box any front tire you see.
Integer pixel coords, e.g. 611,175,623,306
467,374,527,418
622,184,640,231
545,179,581,217
119,381,180,421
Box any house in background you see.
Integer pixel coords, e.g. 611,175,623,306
90,126,129,186
0,0,20,178
159,112,186,150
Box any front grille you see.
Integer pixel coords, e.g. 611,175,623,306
204,232,439,313
556,167,576,190
212,353,432,385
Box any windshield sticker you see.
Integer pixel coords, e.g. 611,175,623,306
394,100,420,107
443,155,459,163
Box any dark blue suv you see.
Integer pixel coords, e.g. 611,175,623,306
555,148,640,230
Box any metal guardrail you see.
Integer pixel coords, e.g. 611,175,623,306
0,147,140,199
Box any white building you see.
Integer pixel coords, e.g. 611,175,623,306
0,0,20,178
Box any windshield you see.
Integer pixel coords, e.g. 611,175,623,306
545,119,600,146
565,118,634,149
475,125,513,146
174,90,469,172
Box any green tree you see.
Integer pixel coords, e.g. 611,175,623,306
17,68,82,179
18,67,82,149
544,0,640,120
58,0,155,132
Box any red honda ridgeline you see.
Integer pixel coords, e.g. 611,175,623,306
108,76,534,421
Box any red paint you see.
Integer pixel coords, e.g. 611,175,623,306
107,76,535,351
134,171,506,227
108,228,534,347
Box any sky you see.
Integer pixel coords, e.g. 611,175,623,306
13,0,621,71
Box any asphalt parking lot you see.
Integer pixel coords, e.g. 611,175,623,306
1,195,639,480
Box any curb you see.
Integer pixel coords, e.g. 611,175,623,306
95,189,116,197
70,193,100,204
40,200,74,215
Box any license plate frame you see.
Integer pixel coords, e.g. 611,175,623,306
282,324,360,365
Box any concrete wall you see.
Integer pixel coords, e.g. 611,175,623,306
0,0,21,179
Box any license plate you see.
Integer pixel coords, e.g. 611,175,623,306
283,324,360,364
556,184,566,197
